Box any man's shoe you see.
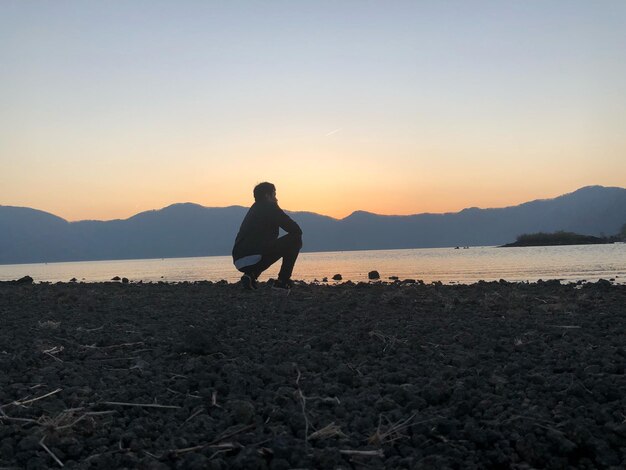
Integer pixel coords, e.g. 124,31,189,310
240,274,258,290
272,279,293,292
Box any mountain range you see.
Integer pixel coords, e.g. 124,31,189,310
1,185,625,265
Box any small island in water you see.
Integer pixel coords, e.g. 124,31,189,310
502,224,626,247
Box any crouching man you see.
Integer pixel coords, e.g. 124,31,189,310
232,182,303,291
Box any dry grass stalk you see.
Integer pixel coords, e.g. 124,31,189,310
1,403,117,437
169,423,255,456
372,414,444,447
82,341,145,350
40,410,117,432
42,346,64,355
304,394,340,405
207,448,232,460
166,388,201,399
0,407,39,424
39,436,64,467
340,449,385,457
44,352,63,363
175,442,239,455
295,367,310,446
368,330,406,352
2,388,62,408
211,391,222,408
308,422,347,441
368,413,416,446
181,407,205,426
101,401,180,410
76,325,103,332
42,346,65,363
346,362,364,376
293,366,343,447
84,356,139,362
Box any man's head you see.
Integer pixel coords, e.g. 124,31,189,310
253,182,277,203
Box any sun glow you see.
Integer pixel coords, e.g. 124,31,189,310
1,2,624,221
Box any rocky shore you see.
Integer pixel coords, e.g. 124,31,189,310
0,280,624,469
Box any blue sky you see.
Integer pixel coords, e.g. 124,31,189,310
1,1,625,220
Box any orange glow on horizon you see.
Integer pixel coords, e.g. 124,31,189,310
6,179,624,223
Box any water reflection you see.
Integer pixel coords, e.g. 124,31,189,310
0,245,624,285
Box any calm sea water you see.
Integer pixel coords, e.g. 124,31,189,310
1,244,625,285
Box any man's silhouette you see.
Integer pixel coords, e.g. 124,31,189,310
232,182,303,291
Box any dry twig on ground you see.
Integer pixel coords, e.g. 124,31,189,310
165,423,255,458
368,413,416,446
295,367,310,447
308,422,347,441
101,401,180,410
39,436,64,467
1,388,62,409
368,330,406,352
81,341,145,350
76,325,104,332
368,414,443,447
340,449,385,457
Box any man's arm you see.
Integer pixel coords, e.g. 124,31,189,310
273,205,302,235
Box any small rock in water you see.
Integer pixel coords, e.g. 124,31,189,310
389,276,399,281
122,277,129,284
111,276,121,281
332,274,342,281
16,275,33,284
70,277,77,282
322,277,328,282
368,270,380,280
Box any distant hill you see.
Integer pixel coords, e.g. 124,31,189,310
501,231,609,247
1,185,625,264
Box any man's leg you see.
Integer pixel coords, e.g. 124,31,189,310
239,272,258,290
249,233,302,282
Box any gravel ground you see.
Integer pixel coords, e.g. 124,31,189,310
0,279,624,469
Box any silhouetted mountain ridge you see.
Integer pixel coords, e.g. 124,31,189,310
1,185,625,264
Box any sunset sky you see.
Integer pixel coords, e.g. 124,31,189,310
1,1,625,221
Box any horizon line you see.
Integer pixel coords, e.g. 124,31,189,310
1,184,622,224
